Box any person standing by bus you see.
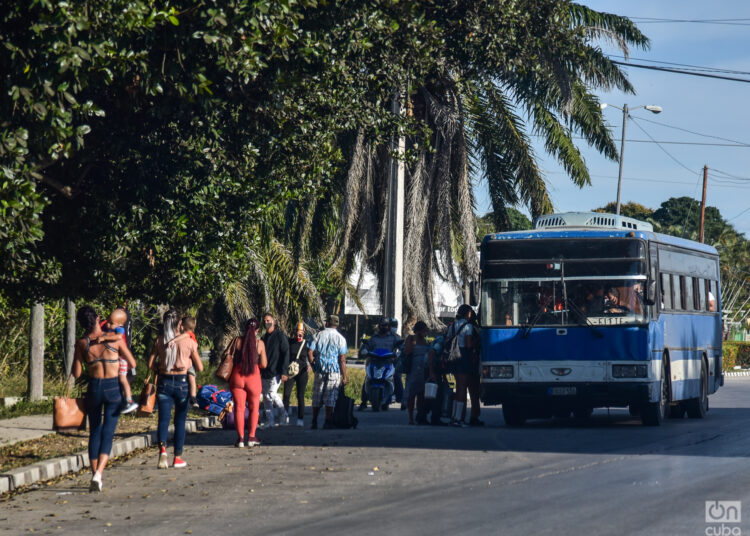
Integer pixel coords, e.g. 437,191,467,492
446,304,483,427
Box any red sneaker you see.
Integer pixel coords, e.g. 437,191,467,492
173,456,187,468
246,437,261,447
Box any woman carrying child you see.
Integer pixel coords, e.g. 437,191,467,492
148,309,204,469
72,306,136,492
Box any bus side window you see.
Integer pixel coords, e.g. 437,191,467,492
707,280,717,312
697,279,706,311
660,273,672,309
684,276,694,311
674,276,684,311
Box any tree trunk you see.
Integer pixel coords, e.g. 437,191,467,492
28,302,45,400
63,298,76,384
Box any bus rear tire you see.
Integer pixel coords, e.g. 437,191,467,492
642,360,669,426
503,403,526,427
685,361,708,419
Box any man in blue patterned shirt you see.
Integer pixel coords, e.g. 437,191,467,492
307,315,349,429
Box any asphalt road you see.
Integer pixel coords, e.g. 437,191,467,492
2,378,750,536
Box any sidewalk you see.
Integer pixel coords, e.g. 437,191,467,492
0,414,55,447
0,414,219,494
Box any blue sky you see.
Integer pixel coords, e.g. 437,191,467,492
474,1,750,236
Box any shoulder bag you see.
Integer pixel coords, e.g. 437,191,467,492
215,337,238,382
53,378,87,431
137,373,158,416
287,340,306,379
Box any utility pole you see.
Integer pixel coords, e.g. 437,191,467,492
383,92,405,333
699,164,708,243
28,302,45,400
615,103,628,215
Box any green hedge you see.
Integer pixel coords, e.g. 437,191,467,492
723,342,750,370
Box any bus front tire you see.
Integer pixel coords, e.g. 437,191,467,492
685,360,708,419
503,403,526,427
642,360,670,426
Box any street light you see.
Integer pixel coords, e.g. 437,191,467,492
600,103,663,215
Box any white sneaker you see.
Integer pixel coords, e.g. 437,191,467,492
283,414,290,426
296,418,304,427
157,447,168,469
236,441,245,448
121,401,139,414
89,473,102,492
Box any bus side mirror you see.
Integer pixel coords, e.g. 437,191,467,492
469,281,479,307
645,280,656,305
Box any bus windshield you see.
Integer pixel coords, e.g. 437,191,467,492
481,278,648,327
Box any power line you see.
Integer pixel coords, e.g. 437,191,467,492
710,167,750,181
628,117,699,176
611,60,750,84
627,17,750,26
728,206,750,222
609,55,750,77
628,115,750,147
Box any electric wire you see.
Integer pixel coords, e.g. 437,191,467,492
608,55,750,76
611,60,750,84
627,115,750,147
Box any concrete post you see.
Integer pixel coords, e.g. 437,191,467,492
28,302,45,400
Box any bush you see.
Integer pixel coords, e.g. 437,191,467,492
723,342,750,370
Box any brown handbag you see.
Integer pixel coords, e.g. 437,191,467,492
215,337,238,382
136,374,158,416
53,381,87,431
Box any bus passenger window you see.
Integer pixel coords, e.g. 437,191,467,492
674,276,683,310
697,279,706,311
684,276,694,311
707,280,717,312
660,273,672,309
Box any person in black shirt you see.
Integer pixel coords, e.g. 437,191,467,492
283,322,310,427
260,313,290,426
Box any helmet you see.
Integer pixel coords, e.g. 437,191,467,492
389,317,399,328
378,317,390,327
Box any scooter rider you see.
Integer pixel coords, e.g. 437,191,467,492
358,318,403,411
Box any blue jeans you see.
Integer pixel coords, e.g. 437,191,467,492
87,377,122,463
157,375,189,455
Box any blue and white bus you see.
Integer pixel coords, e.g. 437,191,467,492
479,212,722,426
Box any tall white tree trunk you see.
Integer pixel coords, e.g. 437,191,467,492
28,302,45,400
63,298,76,385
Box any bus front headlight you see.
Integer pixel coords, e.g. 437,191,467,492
482,365,514,379
612,364,648,378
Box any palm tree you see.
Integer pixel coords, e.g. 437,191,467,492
322,2,649,327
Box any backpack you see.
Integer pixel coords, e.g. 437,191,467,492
196,384,233,415
332,385,358,429
442,322,469,365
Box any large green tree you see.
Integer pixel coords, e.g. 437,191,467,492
1,0,415,306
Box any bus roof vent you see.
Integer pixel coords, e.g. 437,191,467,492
534,212,653,231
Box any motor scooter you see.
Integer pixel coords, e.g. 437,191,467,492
362,347,396,412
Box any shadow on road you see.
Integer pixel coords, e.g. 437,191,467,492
179,404,750,459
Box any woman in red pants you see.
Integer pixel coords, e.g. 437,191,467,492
228,318,268,447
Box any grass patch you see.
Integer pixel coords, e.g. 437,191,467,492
0,412,158,473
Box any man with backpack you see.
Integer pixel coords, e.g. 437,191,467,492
444,304,483,427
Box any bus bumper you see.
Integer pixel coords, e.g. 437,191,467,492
481,381,654,410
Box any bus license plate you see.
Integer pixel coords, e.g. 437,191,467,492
548,387,576,396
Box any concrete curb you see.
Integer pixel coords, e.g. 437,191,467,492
725,370,750,377
0,415,219,495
